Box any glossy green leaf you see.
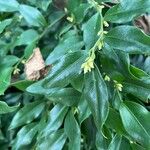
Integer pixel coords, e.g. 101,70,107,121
0,55,19,95
108,135,131,150
119,101,150,148
37,0,52,11
46,35,84,64
84,65,109,132
96,128,111,150
67,0,80,12
125,65,150,101
37,129,67,150
24,41,36,59
27,85,81,107
0,0,150,149
71,75,84,92
111,90,122,110
12,123,38,150
46,88,81,106
105,108,128,137
0,130,5,141
131,143,146,150
78,95,91,124
123,82,150,103
0,67,12,95
105,26,150,55
96,0,117,2
0,0,19,12
0,55,19,67
40,104,68,138
101,44,150,102
59,24,73,37
82,13,101,50
73,3,90,23
16,29,39,46
27,51,86,91
0,19,12,34
48,11,65,29
0,101,19,114
64,110,81,150
9,101,45,129
105,0,150,23
101,44,130,81
108,134,122,150
19,4,47,27
143,56,150,74
11,80,34,91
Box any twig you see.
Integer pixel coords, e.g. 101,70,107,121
101,2,112,8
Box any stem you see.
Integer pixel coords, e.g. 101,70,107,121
102,2,112,8
38,15,65,40
13,55,25,69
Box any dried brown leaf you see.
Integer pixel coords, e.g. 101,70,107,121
134,14,150,35
25,48,45,80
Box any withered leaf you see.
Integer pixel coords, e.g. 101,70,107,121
134,14,150,35
25,48,46,80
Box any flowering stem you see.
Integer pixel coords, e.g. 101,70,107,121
81,0,109,74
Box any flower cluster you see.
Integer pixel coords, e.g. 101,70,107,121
81,56,95,74
114,80,123,91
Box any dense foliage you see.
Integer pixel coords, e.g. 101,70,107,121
0,0,150,149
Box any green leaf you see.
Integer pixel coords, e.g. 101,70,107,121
27,84,81,107
0,129,5,141
101,44,150,102
84,65,109,132
16,29,39,46
9,101,45,129
37,0,52,11
0,67,12,95
67,0,80,12
0,55,19,67
96,0,117,2
131,143,146,150
19,4,47,27
104,0,150,23
105,25,150,55
48,11,65,28
37,129,67,150
82,13,101,50
27,51,86,91
64,110,81,150
0,19,12,34
24,42,36,59
119,101,150,148
12,123,38,150
112,90,122,110
108,135,131,150
78,95,91,124
96,128,112,150
46,88,81,106
0,0,19,12
71,75,84,92
73,3,90,23
40,104,68,138
46,36,84,64
0,101,19,114
0,55,19,95
59,24,73,37
123,82,150,103
105,108,128,137
108,134,122,150
11,80,34,91
123,65,150,102
101,44,129,81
